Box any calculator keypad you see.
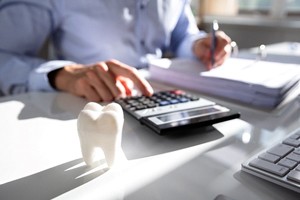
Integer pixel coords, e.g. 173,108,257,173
116,90,199,111
115,90,216,119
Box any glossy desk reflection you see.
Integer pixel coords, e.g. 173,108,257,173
0,84,299,199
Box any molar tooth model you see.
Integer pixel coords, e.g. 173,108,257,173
77,102,125,168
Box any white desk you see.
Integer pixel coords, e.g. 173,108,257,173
0,79,299,200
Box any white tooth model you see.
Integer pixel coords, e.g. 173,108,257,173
77,102,125,168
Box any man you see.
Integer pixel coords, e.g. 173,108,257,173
0,0,232,102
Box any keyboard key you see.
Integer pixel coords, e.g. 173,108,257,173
249,158,289,177
242,129,300,193
289,134,300,140
258,152,280,163
278,158,297,169
287,170,300,183
286,152,300,162
294,148,300,155
267,144,294,157
283,138,300,147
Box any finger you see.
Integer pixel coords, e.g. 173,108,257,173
214,43,232,68
106,60,153,96
214,47,230,67
214,55,227,68
215,31,231,56
86,70,114,102
193,38,214,70
76,77,102,102
214,50,227,66
94,62,125,99
193,37,211,59
118,77,134,96
204,60,213,70
115,79,127,98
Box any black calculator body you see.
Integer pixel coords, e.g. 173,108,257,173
115,90,240,135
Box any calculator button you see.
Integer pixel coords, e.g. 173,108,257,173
159,101,170,106
146,104,157,108
184,94,199,101
135,105,147,110
128,107,137,111
172,90,185,95
178,97,189,103
169,99,179,104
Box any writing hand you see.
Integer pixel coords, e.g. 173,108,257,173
193,31,232,70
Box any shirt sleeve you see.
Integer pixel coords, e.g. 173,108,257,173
29,60,76,92
0,2,73,95
170,1,207,60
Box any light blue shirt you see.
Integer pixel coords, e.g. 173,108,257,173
0,0,206,95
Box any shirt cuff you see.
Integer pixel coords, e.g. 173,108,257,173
176,31,207,60
29,60,76,92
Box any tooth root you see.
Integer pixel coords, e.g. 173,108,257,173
79,138,96,166
101,143,117,168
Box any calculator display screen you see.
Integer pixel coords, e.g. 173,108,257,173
156,107,225,123
141,104,239,134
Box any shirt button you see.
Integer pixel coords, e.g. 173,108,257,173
140,4,145,9
140,40,145,46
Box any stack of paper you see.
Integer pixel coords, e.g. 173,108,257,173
149,58,300,109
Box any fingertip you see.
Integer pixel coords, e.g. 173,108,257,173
143,81,154,96
203,60,212,70
146,86,154,96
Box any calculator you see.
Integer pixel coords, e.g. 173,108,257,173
115,90,240,134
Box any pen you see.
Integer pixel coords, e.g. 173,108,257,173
211,20,219,67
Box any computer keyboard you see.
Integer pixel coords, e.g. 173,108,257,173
242,128,300,193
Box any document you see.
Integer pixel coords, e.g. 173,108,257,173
149,58,300,109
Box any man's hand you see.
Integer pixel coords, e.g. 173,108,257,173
193,31,232,70
53,59,153,102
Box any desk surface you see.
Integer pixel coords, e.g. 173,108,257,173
0,79,299,200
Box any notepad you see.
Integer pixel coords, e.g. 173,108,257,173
148,58,300,109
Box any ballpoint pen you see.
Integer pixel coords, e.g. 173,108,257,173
211,20,219,67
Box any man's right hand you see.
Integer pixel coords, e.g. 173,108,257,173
53,59,153,102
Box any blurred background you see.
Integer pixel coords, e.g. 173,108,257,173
190,0,300,49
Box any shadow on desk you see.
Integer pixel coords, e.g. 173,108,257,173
122,112,225,160
0,159,108,200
